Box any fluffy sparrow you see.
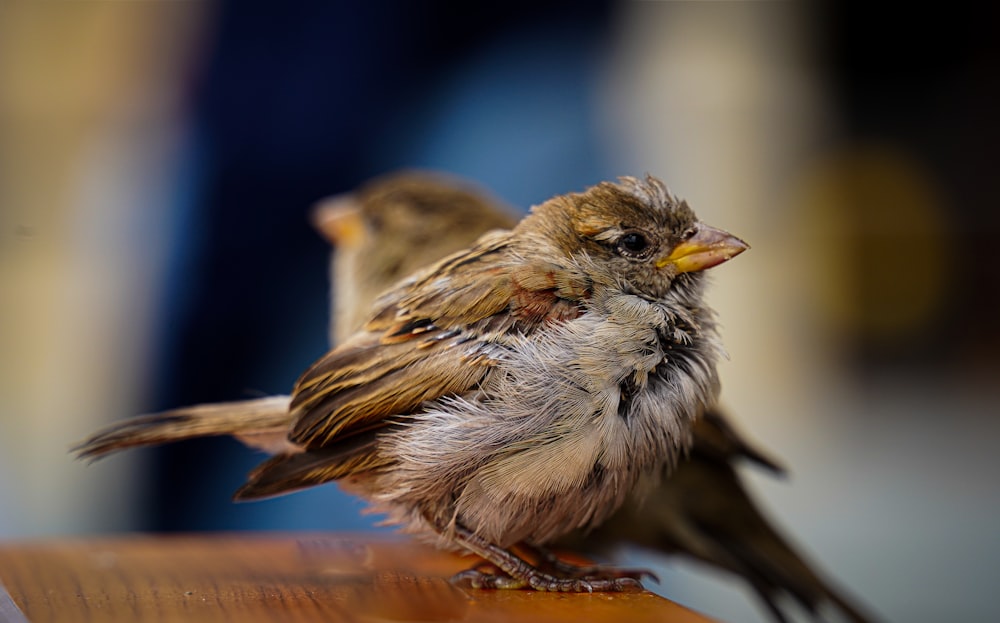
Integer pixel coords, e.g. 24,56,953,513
315,171,877,621
77,174,748,592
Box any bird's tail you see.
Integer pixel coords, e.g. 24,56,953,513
73,395,297,460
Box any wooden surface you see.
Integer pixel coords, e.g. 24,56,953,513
0,534,715,623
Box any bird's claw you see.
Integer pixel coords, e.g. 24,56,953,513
534,553,658,583
450,566,645,592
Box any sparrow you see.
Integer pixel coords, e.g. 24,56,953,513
314,171,878,622
311,170,519,346
76,174,748,592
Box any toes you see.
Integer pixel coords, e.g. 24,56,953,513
526,574,592,592
450,568,491,589
527,573,644,593
451,564,646,593
590,567,658,584
613,577,645,593
450,568,526,590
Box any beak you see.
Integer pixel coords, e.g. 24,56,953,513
310,196,366,248
656,223,749,273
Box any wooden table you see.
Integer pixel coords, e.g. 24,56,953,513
0,534,715,622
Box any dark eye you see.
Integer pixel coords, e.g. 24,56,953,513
616,231,652,257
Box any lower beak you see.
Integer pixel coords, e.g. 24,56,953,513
656,223,749,273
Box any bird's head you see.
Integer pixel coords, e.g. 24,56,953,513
520,175,749,301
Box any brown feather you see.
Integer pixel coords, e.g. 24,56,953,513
73,396,293,460
289,334,494,447
233,429,385,500
284,232,596,453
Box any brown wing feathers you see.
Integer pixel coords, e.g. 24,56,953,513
233,429,384,501
288,335,494,448
235,336,497,500
235,232,596,501
236,238,519,499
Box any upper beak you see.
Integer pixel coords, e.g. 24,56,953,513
655,223,749,273
311,196,366,248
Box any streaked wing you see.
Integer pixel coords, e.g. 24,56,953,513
289,332,496,447
288,230,592,449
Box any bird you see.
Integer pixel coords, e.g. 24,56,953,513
310,170,519,347
76,173,748,593
313,171,878,622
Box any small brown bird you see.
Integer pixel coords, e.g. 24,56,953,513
311,171,519,346
314,171,878,622
77,174,746,592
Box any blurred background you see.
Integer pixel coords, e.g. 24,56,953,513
1,1,997,622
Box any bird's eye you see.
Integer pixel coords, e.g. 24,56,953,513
616,231,652,257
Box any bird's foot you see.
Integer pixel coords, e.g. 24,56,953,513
450,567,643,592
524,543,658,583
567,565,658,584
448,523,647,592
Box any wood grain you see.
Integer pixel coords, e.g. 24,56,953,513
0,534,715,623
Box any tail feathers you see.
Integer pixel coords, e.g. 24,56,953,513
594,445,880,623
234,428,386,501
682,462,880,623
725,530,878,623
73,395,295,460
694,408,787,476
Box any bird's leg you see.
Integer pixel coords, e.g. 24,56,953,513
448,524,644,592
518,542,658,583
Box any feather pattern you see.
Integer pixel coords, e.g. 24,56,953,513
74,396,295,459
369,280,721,548
284,229,594,452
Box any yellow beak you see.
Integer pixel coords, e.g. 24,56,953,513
656,223,749,273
